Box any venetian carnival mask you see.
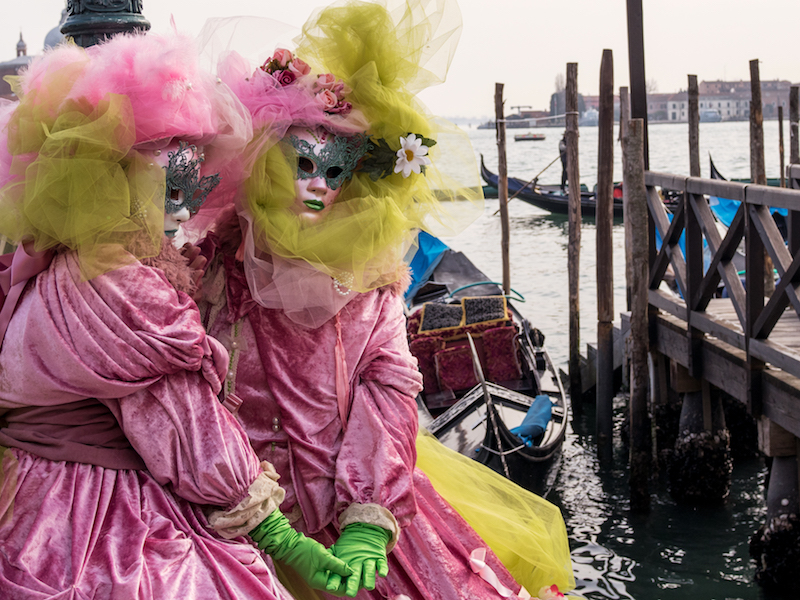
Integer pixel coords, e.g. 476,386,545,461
285,126,365,221
153,141,221,238
287,126,367,190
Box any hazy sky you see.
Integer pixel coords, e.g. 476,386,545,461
3,1,799,120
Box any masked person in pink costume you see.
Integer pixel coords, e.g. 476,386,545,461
192,1,537,598
0,33,352,600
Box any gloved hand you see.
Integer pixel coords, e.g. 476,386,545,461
326,522,392,597
249,509,352,590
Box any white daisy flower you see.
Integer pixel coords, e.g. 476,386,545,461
394,134,431,178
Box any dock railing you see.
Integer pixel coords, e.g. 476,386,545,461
644,169,800,433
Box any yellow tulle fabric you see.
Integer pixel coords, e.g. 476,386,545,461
416,430,577,596
245,0,483,293
0,60,163,279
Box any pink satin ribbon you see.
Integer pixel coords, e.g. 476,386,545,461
0,242,54,348
469,548,531,599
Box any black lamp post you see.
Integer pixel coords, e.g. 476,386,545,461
61,0,150,48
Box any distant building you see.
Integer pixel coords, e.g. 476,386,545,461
647,79,795,123
0,10,67,100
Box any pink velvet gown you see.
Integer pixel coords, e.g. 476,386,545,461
202,252,524,600
0,250,294,600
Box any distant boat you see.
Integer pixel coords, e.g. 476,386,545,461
579,108,599,126
514,132,545,142
700,109,722,123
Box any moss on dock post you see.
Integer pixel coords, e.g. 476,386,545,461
668,380,732,505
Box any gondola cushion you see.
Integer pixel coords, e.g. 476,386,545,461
483,326,521,382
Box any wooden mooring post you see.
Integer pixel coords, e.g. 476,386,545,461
789,86,799,253
623,118,651,512
494,83,510,296
688,75,700,177
791,86,799,164
620,87,632,313
750,59,775,301
596,50,614,460
566,63,582,413
779,106,785,188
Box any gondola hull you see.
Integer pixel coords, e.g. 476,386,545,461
480,154,624,218
406,237,568,488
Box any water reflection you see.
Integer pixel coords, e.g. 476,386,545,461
438,124,791,600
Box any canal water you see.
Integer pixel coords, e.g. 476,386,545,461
444,121,793,600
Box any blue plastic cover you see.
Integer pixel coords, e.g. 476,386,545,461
404,230,449,302
708,196,787,229
509,394,553,447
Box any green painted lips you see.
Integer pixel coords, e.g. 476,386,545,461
303,199,325,211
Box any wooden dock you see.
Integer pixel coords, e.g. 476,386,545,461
637,166,800,447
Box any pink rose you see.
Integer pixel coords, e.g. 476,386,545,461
315,89,338,110
332,81,349,99
315,73,336,91
288,57,311,77
274,70,296,86
327,101,352,116
272,48,293,68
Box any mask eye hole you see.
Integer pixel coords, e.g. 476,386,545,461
169,188,181,201
298,157,316,174
326,166,343,179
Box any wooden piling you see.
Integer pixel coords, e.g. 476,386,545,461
494,83,511,296
596,50,615,459
790,86,799,164
623,118,651,512
625,0,649,168
750,61,767,186
779,106,786,187
688,75,700,177
620,87,632,313
566,63,583,413
750,59,774,298
789,87,800,253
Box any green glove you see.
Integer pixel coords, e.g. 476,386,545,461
326,522,392,597
249,509,352,590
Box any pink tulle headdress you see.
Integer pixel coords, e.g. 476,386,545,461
0,30,251,279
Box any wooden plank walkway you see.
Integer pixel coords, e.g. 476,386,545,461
635,165,800,445
632,292,800,439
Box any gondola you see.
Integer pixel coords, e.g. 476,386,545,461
404,232,568,488
480,154,625,218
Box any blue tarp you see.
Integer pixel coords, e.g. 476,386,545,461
654,212,711,273
709,196,787,229
404,231,449,302
509,395,553,447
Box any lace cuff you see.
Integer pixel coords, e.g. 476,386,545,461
207,461,286,539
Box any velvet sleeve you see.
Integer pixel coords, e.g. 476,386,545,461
2,251,265,510
334,290,424,531
100,361,263,510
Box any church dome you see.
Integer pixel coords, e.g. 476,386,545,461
16,33,26,56
44,9,67,50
